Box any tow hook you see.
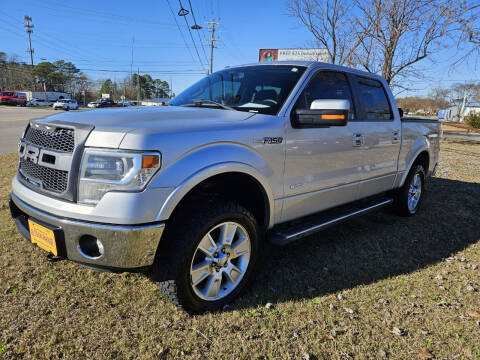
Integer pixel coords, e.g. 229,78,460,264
46,254,64,263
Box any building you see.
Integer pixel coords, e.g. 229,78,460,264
443,101,480,121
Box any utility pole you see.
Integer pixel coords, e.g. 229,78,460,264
137,68,140,104
459,83,468,123
23,15,34,66
130,36,135,99
206,19,220,74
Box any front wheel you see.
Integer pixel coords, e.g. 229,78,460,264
392,164,426,216
154,199,260,313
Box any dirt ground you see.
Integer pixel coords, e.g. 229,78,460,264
0,138,479,359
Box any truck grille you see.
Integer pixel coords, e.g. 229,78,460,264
20,159,69,193
24,126,75,153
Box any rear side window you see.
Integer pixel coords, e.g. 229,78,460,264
356,77,393,120
295,71,355,119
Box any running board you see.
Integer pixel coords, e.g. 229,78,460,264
269,198,393,246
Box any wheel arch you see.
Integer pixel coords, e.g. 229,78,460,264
398,143,431,187
155,162,275,230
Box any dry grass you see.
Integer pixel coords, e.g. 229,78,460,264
1,139,480,359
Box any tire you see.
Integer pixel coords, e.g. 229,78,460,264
154,198,261,313
392,164,426,216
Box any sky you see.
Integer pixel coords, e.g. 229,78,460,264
0,0,479,97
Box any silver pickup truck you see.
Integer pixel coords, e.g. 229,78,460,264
9,62,440,312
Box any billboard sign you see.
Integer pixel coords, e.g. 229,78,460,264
259,48,330,63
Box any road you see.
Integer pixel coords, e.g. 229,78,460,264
0,107,59,154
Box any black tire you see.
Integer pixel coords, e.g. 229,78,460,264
392,164,426,216
153,198,261,313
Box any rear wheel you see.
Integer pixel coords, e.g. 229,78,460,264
154,199,260,313
393,164,425,216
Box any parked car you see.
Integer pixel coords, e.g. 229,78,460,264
0,91,27,106
87,101,100,108
10,62,440,313
53,99,78,110
26,98,55,107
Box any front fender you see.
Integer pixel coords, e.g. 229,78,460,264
152,143,276,228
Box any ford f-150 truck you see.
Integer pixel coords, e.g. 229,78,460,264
9,62,440,312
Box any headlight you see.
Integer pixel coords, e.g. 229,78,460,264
78,148,161,205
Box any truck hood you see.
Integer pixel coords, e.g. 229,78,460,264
34,106,256,148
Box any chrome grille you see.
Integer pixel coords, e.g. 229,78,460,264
20,159,68,193
24,126,74,153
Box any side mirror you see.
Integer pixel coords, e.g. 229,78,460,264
293,99,349,127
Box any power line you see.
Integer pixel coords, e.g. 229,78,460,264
178,0,207,72
187,0,209,65
165,0,199,68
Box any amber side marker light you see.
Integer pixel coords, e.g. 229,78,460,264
142,155,160,169
321,114,345,120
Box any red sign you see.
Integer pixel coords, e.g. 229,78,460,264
259,49,278,62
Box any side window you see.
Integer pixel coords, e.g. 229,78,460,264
356,77,393,121
295,71,355,119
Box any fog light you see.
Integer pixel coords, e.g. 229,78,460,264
78,235,104,259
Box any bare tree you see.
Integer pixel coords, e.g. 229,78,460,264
459,3,480,45
352,0,464,85
286,0,364,65
288,0,478,92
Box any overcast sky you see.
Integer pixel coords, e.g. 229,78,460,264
1,0,479,96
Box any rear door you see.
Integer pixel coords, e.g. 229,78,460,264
351,76,401,197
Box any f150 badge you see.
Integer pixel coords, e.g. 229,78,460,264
255,137,283,144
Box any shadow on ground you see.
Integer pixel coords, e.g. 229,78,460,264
225,176,480,310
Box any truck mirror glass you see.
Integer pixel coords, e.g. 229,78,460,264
293,99,349,128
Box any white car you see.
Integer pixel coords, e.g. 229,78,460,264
53,99,78,110
26,98,55,107
87,101,100,108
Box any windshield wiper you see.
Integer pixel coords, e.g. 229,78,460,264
180,99,235,111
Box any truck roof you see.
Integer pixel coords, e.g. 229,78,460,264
225,61,386,82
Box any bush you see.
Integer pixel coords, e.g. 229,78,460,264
465,113,480,129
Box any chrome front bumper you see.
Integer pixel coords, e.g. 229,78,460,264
10,193,164,269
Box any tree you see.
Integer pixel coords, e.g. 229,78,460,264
32,62,56,90
353,0,464,85
288,0,474,88
100,79,113,95
287,0,363,65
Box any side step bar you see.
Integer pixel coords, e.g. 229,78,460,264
269,198,393,246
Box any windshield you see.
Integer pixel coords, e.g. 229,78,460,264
170,65,306,115
59,99,69,103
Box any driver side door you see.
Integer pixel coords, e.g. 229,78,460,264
281,70,364,222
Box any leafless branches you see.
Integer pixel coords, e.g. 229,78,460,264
286,0,364,66
287,0,474,87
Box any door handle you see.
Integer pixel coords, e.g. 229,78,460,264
392,130,400,142
352,133,364,147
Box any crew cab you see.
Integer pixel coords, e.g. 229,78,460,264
0,91,27,106
9,62,440,312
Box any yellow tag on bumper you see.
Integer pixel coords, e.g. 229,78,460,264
28,219,57,256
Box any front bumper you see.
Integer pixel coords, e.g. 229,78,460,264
10,193,164,269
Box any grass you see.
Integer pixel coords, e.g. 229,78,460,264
1,139,480,359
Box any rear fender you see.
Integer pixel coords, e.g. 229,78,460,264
397,136,431,187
